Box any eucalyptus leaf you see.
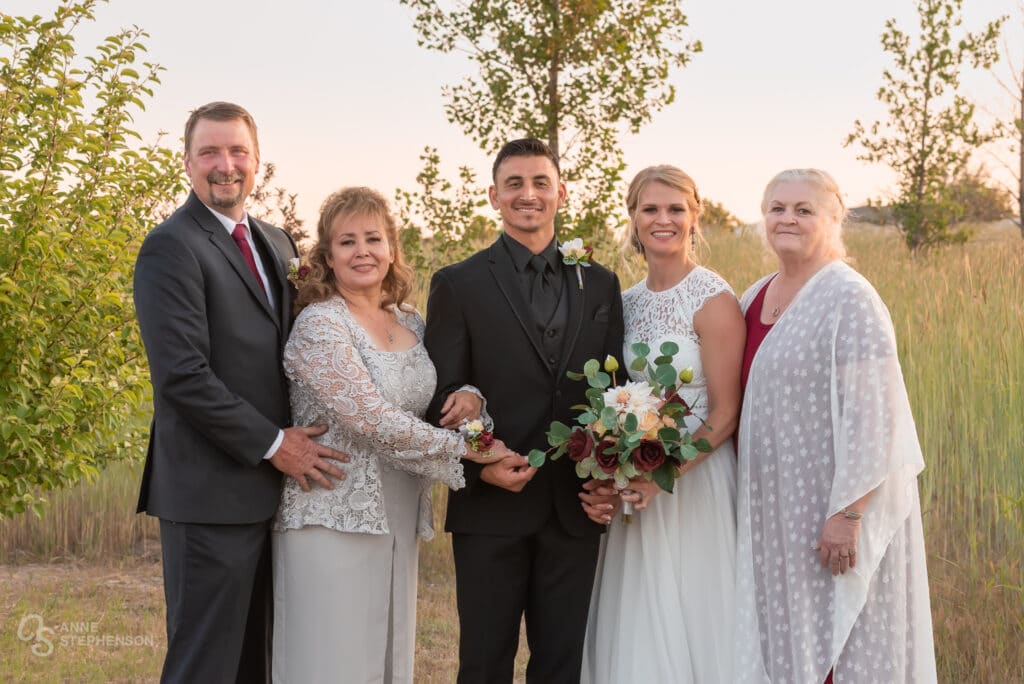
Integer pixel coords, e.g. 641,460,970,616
630,342,650,358
600,406,618,431
659,341,680,357
528,449,548,467
654,364,677,388
653,463,676,493
623,413,638,432
583,359,600,377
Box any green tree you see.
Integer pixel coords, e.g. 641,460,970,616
0,0,185,517
250,161,309,248
948,167,1015,222
398,0,701,244
845,0,1005,250
700,198,742,231
395,146,496,271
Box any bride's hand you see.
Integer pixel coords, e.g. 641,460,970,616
579,479,621,525
619,478,662,511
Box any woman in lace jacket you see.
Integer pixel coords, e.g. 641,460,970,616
271,187,507,683
733,169,935,683
580,165,746,683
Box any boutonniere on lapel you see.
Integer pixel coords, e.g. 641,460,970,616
287,257,310,288
558,238,593,290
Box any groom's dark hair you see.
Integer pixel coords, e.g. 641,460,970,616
492,138,560,182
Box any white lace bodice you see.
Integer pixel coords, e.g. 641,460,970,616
273,296,466,540
621,266,734,421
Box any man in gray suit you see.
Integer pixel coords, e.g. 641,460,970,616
134,102,346,683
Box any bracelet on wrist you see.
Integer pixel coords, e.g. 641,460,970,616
840,507,863,520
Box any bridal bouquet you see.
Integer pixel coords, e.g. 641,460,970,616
528,342,712,520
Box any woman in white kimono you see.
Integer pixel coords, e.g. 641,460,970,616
581,165,746,683
271,187,512,683
734,169,936,683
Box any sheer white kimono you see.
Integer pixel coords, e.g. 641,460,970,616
735,262,936,683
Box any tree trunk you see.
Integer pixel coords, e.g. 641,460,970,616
1018,71,1023,239
547,0,560,166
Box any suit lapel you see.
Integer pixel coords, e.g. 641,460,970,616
185,193,277,324
556,261,586,380
486,240,547,365
250,219,288,334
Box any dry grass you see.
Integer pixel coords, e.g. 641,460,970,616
0,226,1021,681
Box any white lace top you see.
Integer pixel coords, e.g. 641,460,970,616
273,295,466,541
622,266,734,424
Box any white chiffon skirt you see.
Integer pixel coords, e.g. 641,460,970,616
272,466,420,684
582,441,738,684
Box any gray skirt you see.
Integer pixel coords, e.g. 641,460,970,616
272,466,420,684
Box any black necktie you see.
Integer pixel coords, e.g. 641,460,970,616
528,255,554,322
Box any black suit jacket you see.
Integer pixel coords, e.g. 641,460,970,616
425,237,625,538
133,192,298,524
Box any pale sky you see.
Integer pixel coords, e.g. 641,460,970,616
8,0,1020,225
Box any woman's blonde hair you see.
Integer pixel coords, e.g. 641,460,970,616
623,165,704,258
294,187,413,313
760,168,848,261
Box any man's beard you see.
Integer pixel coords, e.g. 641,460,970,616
208,172,245,210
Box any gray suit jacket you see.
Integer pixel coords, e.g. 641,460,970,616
133,192,298,523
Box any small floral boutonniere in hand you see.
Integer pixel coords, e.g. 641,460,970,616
559,238,593,290
460,419,495,455
288,258,310,288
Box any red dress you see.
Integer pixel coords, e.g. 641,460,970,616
741,277,774,391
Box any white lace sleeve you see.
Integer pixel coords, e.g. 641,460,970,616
285,305,465,489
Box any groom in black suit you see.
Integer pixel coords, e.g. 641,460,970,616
134,102,346,683
425,138,625,683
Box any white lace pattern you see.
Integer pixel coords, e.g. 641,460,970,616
273,296,466,541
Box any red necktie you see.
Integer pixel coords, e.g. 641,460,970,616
231,223,266,295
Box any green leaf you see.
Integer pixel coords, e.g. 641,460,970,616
578,411,598,425
550,442,568,461
623,413,638,432
657,427,680,443
654,364,677,388
694,437,713,453
653,355,674,366
528,449,547,467
629,356,647,372
548,421,572,443
652,462,676,493
659,341,679,357
587,371,611,389
630,342,650,358
583,359,600,377
679,444,698,461
566,370,585,381
600,406,618,431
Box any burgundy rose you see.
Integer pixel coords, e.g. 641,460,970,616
297,264,311,280
594,439,619,474
476,431,495,452
634,439,667,472
566,429,595,462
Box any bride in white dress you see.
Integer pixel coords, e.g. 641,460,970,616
581,166,746,683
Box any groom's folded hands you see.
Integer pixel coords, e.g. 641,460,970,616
270,425,350,492
479,452,536,493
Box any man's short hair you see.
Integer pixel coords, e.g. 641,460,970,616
184,102,260,157
491,138,560,182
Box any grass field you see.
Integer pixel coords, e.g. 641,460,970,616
1,225,1021,682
